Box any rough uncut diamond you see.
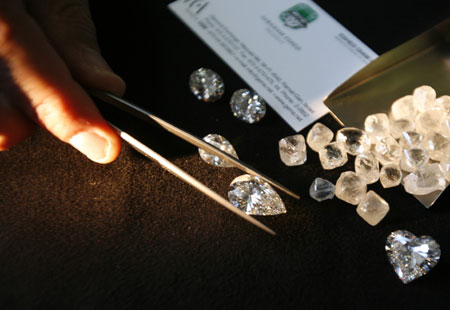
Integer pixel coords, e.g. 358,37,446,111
364,113,390,143
391,95,416,120
279,134,307,166
413,85,436,112
335,171,367,205
380,163,402,188
309,178,335,202
415,110,444,134
442,119,450,138
198,134,238,167
230,89,266,123
189,68,224,102
435,95,450,116
355,153,379,184
306,122,334,152
386,230,440,284
399,131,423,149
403,163,446,196
389,118,415,140
318,142,348,170
423,132,450,162
336,127,371,155
400,148,429,173
439,153,450,182
374,136,402,165
228,174,286,216
356,191,389,226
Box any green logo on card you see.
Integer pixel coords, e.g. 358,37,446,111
280,3,318,28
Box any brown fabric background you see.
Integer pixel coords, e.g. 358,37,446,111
1,1,450,309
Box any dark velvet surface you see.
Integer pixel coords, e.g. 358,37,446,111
1,1,450,309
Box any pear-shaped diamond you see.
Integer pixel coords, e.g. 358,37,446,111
198,134,238,167
386,230,440,284
228,174,286,216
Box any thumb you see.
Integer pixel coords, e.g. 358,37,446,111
26,0,126,96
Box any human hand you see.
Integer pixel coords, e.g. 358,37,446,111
0,0,125,163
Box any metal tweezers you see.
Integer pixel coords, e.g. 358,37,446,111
89,90,300,235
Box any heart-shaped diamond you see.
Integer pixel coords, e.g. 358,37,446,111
385,230,441,284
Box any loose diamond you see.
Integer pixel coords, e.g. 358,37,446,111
318,142,348,170
391,95,416,120
413,85,436,112
189,68,224,102
415,110,444,134
399,131,423,149
386,230,440,284
380,163,402,188
441,119,450,138
335,171,367,205
374,136,402,165
309,178,335,202
400,148,429,172
306,122,334,152
439,154,450,182
435,95,450,116
336,127,371,155
364,113,390,143
230,89,266,123
355,152,379,184
279,134,307,166
403,163,446,196
228,174,286,216
389,118,415,140
356,191,389,226
198,134,238,167
422,131,450,162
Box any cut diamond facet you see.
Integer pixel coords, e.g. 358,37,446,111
230,89,266,123
189,68,224,102
309,178,335,202
336,127,371,155
198,134,238,167
335,171,367,205
279,134,307,166
228,174,286,216
318,142,348,170
356,190,389,226
306,122,334,152
386,230,440,284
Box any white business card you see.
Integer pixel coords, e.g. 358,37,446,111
169,0,378,131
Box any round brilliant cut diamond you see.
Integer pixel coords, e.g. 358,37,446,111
230,89,266,123
189,68,224,102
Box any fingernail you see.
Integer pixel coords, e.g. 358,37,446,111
82,47,126,95
69,131,110,163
